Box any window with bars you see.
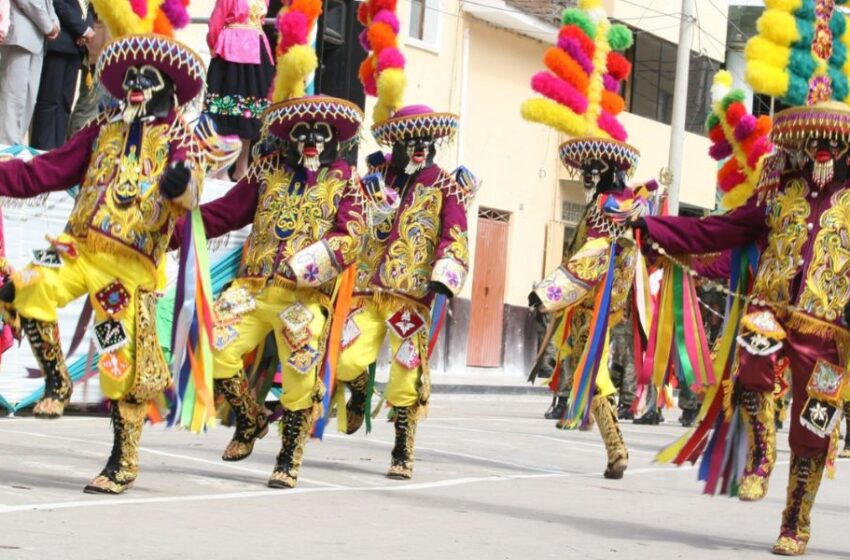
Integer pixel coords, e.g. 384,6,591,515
478,207,511,223
561,201,585,225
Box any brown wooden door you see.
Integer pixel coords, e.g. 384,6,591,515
466,215,510,367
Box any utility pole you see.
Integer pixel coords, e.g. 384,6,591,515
666,0,695,216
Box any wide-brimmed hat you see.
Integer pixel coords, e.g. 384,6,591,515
263,95,364,143
96,34,206,106
559,137,640,175
770,101,850,151
372,105,459,146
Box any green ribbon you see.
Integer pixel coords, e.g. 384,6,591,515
672,265,697,389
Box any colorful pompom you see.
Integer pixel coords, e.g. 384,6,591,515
559,25,595,60
531,72,588,114
597,111,627,141
607,24,633,51
290,0,322,27
606,52,631,81
544,47,590,94
600,90,625,115
160,0,190,29
561,8,595,40
367,22,397,53
734,114,756,142
373,10,400,34
278,11,309,52
377,47,405,71
709,140,733,161
558,35,594,75
368,0,397,18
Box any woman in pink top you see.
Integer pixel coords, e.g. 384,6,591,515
0,0,9,43
204,0,274,180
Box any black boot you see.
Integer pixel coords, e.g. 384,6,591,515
22,318,72,418
618,404,634,420
215,372,269,461
387,406,418,479
84,400,147,494
344,372,369,435
634,408,662,425
545,396,567,420
268,408,313,489
679,408,698,428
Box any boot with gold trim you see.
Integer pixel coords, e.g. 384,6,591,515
344,372,369,435
268,407,313,489
215,372,269,461
739,389,777,501
84,400,147,494
387,406,418,479
772,452,827,556
591,394,628,479
22,318,73,419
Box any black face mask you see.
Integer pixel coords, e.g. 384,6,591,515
804,136,850,188
121,65,174,123
285,121,339,172
581,158,624,202
390,136,436,175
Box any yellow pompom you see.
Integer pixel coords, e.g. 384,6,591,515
746,61,790,98
745,37,791,70
271,46,318,103
375,68,406,122
373,102,391,125
713,70,733,88
91,0,161,37
521,98,587,138
722,184,752,210
755,10,800,47
578,0,603,9
764,0,803,12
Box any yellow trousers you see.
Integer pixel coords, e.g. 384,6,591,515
336,297,428,408
12,237,157,400
212,284,328,412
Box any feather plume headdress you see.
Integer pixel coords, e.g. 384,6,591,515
521,0,637,172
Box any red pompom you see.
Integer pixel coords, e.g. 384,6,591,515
357,2,370,25
559,25,595,59
708,124,725,144
369,0,398,18
725,102,746,126
359,57,377,96
367,22,396,53
717,158,740,183
606,52,631,81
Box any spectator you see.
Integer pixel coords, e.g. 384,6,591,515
0,1,10,44
0,0,59,145
30,0,93,149
609,318,636,420
204,0,274,180
67,14,107,137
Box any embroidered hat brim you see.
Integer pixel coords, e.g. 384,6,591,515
264,95,365,143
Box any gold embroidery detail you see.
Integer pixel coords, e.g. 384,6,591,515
127,289,170,402
752,179,810,305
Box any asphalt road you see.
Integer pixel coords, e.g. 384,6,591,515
0,397,848,560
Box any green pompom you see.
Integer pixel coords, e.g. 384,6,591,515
562,8,596,39
607,24,633,51
705,114,720,131
721,89,746,110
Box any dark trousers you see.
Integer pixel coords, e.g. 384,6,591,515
30,52,82,150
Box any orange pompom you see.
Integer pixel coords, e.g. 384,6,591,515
601,90,625,115
606,52,631,81
754,115,772,137
153,9,174,37
717,158,739,182
543,47,589,95
291,0,323,27
367,22,396,53
739,136,756,157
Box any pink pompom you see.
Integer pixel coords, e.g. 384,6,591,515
130,0,148,17
278,11,309,51
598,111,627,141
709,140,732,161
531,72,588,114
747,137,772,168
160,0,190,29
734,114,756,142
373,9,401,35
359,29,371,51
377,47,405,71
603,74,618,92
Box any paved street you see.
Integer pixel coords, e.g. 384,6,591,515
0,396,848,560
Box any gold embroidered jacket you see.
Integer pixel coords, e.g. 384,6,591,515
645,168,850,337
0,110,203,273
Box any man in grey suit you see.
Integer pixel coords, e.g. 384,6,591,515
0,0,58,145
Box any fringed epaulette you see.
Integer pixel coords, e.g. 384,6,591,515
755,152,785,205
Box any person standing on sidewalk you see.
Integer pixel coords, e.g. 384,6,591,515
30,0,93,150
66,13,107,137
0,0,59,145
